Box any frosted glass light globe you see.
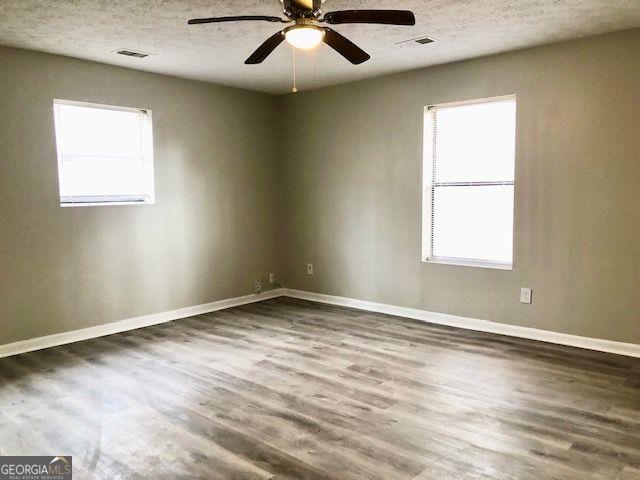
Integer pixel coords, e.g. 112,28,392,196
285,26,324,50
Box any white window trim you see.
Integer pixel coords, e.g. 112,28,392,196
425,256,513,270
421,94,516,270
53,99,155,208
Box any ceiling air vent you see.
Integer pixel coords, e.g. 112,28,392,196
396,36,436,47
414,37,435,45
115,49,149,59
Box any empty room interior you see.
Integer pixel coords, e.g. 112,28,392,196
1,0,639,478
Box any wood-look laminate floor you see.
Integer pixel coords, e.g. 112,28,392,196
1,297,639,480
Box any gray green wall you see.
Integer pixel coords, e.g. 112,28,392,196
2,29,639,347
0,46,281,345
280,29,640,344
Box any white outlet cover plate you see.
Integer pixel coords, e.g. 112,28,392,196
520,287,532,304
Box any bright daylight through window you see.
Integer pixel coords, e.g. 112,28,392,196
53,99,155,206
423,96,516,269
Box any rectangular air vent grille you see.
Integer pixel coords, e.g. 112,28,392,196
396,36,436,46
414,37,435,45
116,49,149,58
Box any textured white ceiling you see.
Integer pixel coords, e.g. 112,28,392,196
0,0,639,94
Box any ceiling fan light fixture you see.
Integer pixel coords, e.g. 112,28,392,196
284,25,324,50
188,2,416,64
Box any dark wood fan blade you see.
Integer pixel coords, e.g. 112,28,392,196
322,28,370,65
188,15,288,25
245,31,285,64
323,10,416,26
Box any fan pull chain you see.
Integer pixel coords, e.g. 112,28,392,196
292,46,298,93
312,44,317,87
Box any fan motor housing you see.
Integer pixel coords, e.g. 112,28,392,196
282,0,323,19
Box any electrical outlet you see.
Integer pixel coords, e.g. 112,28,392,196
269,273,275,284
254,275,262,294
306,263,314,275
520,287,532,304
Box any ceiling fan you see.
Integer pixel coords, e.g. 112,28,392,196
188,0,416,65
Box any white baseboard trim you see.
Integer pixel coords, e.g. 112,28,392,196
283,289,640,358
0,288,285,359
3,287,638,360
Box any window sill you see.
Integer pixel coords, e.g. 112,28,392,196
424,256,513,270
60,201,155,208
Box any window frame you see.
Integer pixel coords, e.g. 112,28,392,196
422,94,516,270
53,98,155,208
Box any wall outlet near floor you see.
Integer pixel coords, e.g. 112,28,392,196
520,287,532,304
269,273,275,285
306,263,314,275
254,275,262,293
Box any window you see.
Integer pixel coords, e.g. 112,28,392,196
53,99,155,206
423,96,516,269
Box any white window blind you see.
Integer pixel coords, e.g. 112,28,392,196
423,96,516,269
53,99,155,206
